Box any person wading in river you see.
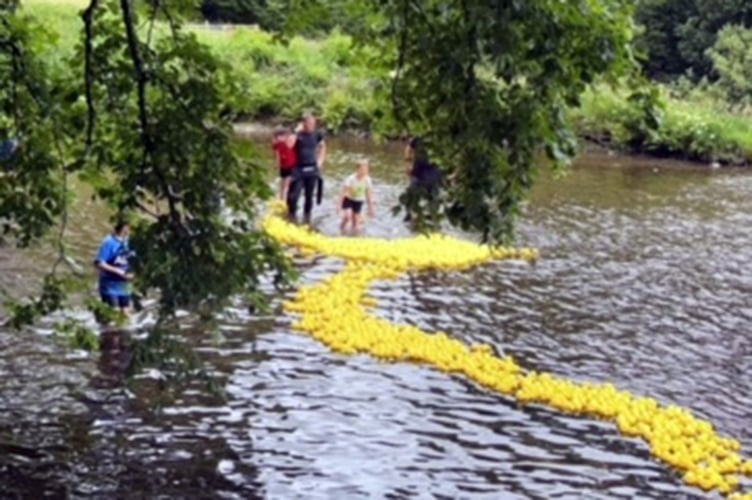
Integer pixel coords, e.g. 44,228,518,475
272,127,297,201
287,113,326,224
95,221,135,315
401,136,442,222
338,159,376,235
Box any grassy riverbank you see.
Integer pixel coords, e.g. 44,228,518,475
575,86,752,165
22,0,752,165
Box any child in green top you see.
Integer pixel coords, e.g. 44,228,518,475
338,159,375,235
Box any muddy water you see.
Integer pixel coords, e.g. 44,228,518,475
0,138,750,499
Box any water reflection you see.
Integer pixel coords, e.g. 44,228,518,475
92,329,132,389
0,138,750,497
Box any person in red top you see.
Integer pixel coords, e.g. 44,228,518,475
272,128,297,200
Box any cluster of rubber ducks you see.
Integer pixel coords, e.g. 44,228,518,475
263,203,539,267
263,202,751,498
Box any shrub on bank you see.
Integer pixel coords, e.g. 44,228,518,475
575,85,752,165
23,1,388,134
186,27,389,133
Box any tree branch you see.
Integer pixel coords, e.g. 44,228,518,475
391,0,410,129
4,20,81,277
136,202,161,220
82,0,99,151
120,0,150,153
120,0,182,228
159,2,181,44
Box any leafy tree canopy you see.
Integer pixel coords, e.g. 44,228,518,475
343,0,641,241
635,0,752,80
706,24,752,108
1,0,646,343
1,0,291,328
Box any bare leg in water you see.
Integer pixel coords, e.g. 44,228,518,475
339,209,351,234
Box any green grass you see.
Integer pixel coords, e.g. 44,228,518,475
22,0,389,133
20,0,752,164
194,27,388,132
21,0,86,65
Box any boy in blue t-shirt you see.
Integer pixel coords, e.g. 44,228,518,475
95,221,134,313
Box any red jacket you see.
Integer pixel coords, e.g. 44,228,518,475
273,141,297,170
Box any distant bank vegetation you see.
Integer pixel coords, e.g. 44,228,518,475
25,0,752,165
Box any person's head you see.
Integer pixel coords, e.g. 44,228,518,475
409,136,429,162
356,159,370,178
302,113,317,132
114,220,130,239
409,136,424,151
273,127,289,141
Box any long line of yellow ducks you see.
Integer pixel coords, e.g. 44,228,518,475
263,201,751,498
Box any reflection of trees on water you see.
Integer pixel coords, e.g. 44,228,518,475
92,326,221,399
92,329,132,389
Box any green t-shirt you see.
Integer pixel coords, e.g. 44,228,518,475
344,173,372,202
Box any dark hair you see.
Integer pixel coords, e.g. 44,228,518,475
114,220,129,235
409,137,430,163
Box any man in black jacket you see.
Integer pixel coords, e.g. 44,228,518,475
287,113,327,223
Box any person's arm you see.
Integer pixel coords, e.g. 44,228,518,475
317,139,327,171
98,262,133,280
97,261,127,277
96,245,130,279
96,240,133,279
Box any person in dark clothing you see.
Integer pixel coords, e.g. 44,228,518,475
401,136,442,222
287,114,327,223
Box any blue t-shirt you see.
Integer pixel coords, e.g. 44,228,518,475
96,235,133,296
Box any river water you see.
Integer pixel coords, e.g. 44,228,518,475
0,137,750,499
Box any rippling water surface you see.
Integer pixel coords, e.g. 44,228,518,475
1,138,750,499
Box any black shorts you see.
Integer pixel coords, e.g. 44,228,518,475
342,197,364,214
100,292,131,309
279,168,294,179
